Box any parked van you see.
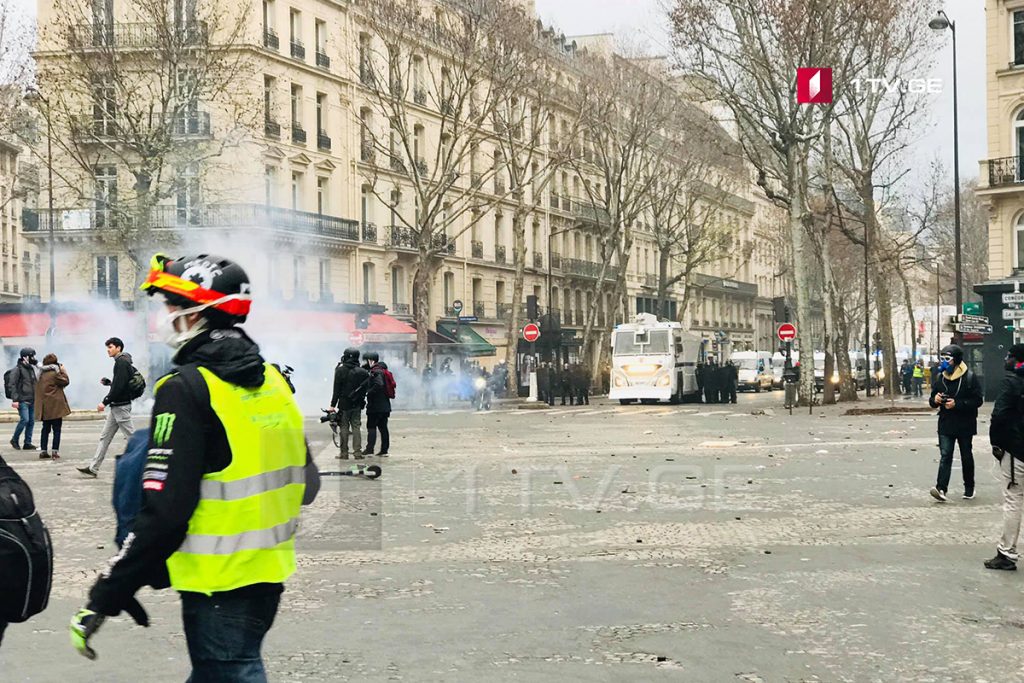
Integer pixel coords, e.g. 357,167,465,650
732,351,774,392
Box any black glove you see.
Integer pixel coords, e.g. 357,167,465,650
70,597,149,660
994,446,1007,461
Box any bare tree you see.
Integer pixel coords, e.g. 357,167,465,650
37,0,256,370
356,0,531,369
828,0,937,397
0,1,34,138
569,52,676,381
671,0,869,403
490,22,582,397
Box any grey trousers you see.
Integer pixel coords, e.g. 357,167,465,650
88,404,135,472
998,455,1024,561
338,408,362,454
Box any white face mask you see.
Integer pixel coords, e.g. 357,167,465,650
158,294,247,350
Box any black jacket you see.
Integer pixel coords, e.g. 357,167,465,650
365,363,392,415
929,363,984,436
88,328,320,616
991,369,1024,459
104,352,135,407
331,359,369,410
9,359,37,402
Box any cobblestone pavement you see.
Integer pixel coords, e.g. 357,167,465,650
3,391,1022,682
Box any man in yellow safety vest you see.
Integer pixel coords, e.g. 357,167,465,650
71,254,320,681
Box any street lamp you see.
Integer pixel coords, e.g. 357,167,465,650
929,9,963,342
23,86,56,337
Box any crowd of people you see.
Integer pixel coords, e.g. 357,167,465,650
534,362,591,406
695,357,739,404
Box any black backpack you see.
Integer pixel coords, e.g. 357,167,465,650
0,455,53,623
4,366,15,400
128,366,147,400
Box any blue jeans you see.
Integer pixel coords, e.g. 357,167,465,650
937,434,975,494
12,401,34,446
182,590,280,683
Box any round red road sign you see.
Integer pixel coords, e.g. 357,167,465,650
777,323,797,342
349,330,365,346
522,323,541,343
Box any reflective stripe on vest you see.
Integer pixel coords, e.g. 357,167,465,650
164,363,306,595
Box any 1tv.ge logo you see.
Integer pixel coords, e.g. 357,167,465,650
797,67,832,104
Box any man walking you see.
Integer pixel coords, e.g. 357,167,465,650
928,344,984,502
77,338,136,478
71,253,320,676
362,351,392,456
723,360,739,404
913,360,925,398
985,344,1024,570
8,347,39,451
330,347,369,460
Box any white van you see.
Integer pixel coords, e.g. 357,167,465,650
732,351,773,392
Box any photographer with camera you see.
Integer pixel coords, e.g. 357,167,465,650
329,348,369,459
928,344,984,503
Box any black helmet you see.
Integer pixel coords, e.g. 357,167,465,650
940,344,963,364
1009,344,1024,364
342,347,360,362
19,347,35,358
363,351,380,362
141,253,252,323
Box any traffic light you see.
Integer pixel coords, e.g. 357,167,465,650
772,297,789,323
526,295,538,321
873,331,881,352
356,310,370,329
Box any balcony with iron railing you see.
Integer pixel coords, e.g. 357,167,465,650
562,258,620,281
388,225,416,249
72,111,211,140
433,233,456,255
290,39,305,60
494,178,506,195
495,245,507,264
390,156,406,173
987,156,1024,187
391,302,411,316
473,301,486,319
549,193,560,210
360,141,376,163
265,119,281,139
263,28,279,50
643,273,658,288
317,131,331,151
361,222,377,243
550,252,561,270
291,124,306,145
471,240,484,259
70,21,208,49
315,50,330,69
23,204,360,241
497,303,513,319
572,198,612,226
533,252,543,269
359,64,375,88
415,158,428,176
413,87,427,106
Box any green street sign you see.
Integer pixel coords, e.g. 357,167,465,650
963,301,982,316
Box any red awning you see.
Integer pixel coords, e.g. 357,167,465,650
245,310,416,343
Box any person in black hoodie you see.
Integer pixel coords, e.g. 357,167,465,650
8,346,39,451
77,338,136,477
986,344,1024,570
329,347,369,459
361,351,391,456
928,344,985,502
70,254,320,676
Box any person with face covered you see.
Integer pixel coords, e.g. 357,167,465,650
928,344,984,502
330,347,369,459
70,254,320,677
8,347,39,451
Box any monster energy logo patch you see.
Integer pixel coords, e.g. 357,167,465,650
153,413,177,446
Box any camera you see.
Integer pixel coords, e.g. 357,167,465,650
320,410,339,425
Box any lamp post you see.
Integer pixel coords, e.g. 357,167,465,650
929,9,963,342
23,87,56,337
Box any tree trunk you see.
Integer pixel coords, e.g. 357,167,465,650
787,145,816,405
899,267,917,361
657,249,670,319
860,182,898,398
503,208,528,398
412,255,432,371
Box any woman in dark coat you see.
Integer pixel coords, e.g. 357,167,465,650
35,353,70,460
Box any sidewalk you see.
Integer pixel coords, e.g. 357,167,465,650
0,409,106,424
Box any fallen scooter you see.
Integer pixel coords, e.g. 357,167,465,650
321,464,383,480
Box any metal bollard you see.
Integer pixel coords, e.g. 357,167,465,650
784,382,797,413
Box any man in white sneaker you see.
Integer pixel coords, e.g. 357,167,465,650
77,338,136,478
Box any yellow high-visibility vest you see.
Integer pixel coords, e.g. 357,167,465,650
160,364,306,595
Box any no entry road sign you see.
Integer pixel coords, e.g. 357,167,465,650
522,323,541,343
349,330,364,346
777,323,797,342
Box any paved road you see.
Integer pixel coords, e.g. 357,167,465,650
2,390,1018,682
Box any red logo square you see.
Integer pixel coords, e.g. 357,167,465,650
797,68,832,104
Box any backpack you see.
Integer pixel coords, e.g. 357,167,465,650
0,455,53,623
3,367,14,400
382,369,397,399
127,366,147,400
113,428,150,547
